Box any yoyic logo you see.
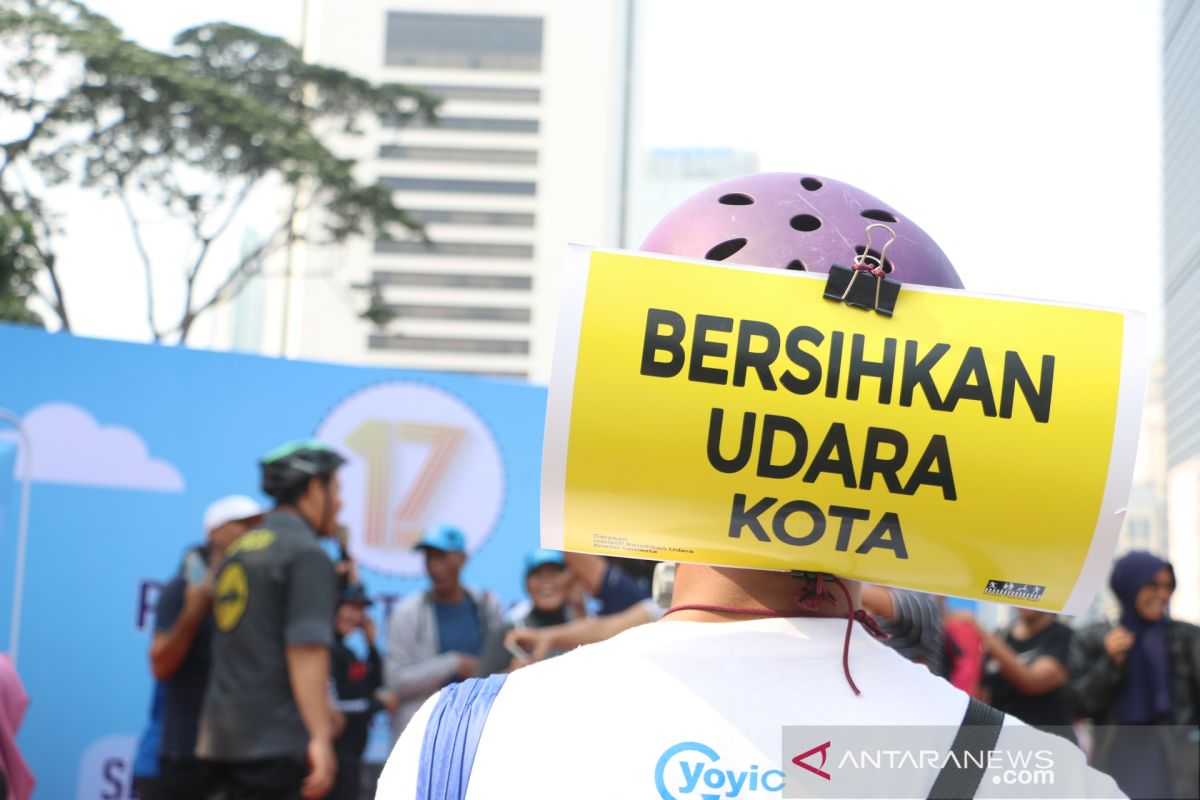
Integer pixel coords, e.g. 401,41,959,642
655,741,785,799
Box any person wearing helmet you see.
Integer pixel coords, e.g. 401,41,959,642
196,440,346,800
376,174,1122,798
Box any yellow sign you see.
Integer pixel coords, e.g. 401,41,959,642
214,562,249,632
542,247,1147,613
226,529,276,556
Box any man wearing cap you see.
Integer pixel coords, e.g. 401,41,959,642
148,494,265,799
384,524,502,741
197,441,346,800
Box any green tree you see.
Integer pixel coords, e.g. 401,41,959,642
0,210,43,325
0,0,438,342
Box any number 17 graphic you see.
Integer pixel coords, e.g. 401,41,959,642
346,419,465,549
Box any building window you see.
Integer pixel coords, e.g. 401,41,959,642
389,115,540,134
379,145,538,165
375,240,534,259
379,176,536,196
373,270,532,290
385,12,543,72
418,84,541,103
386,304,531,323
368,333,530,355
403,209,535,228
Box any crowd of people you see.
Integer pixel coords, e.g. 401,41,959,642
120,437,1200,800
123,439,667,800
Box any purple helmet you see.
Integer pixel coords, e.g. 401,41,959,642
640,172,963,290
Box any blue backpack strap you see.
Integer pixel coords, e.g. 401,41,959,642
416,673,509,800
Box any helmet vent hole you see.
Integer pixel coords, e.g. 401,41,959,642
705,238,748,261
854,245,894,274
786,259,806,271
800,177,823,191
789,214,822,232
861,209,899,223
718,193,754,205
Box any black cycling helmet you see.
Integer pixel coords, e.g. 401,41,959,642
260,439,347,503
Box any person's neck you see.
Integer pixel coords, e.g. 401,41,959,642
277,504,317,534
667,565,861,622
431,585,466,604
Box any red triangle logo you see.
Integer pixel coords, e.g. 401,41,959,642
792,740,832,780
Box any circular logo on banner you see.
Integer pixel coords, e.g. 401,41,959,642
214,562,248,631
315,381,506,576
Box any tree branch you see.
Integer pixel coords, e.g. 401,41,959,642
195,177,257,272
115,180,161,341
0,104,57,169
177,178,258,340
175,213,294,343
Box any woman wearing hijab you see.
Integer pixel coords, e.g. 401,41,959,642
1067,551,1200,799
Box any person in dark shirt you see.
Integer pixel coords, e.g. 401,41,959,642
563,553,652,615
979,609,1076,743
196,440,346,800
328,584,397,800
150,495,265,799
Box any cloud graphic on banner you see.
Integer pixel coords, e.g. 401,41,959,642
2,403,184,492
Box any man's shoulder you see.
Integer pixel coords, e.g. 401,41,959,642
392,591,429,618
225,527,288,560
230,518,326,565
505,599,533,625
1170,617,1200,643
466,586,503,614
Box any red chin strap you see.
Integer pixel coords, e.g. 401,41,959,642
663,572,889,696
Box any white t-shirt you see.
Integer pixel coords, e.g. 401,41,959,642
376,618,1122,799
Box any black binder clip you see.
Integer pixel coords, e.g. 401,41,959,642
822,223,901,316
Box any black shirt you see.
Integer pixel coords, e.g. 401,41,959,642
330,637,383,758
154,574,213,759
984,620,1075,737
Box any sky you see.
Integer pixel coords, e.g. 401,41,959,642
629,1,1162,347
39,0,1164,354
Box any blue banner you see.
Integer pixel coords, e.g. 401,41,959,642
0,323,547,799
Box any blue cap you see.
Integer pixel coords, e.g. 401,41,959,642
524,548,565,577
414,523,467,553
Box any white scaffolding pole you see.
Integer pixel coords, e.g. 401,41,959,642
0,408,32,666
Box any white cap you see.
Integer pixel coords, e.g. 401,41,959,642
203,495,267,534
